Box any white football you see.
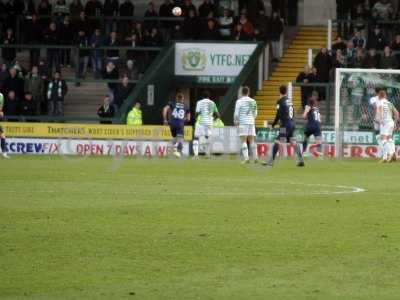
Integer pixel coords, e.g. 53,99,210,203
172,6,182,17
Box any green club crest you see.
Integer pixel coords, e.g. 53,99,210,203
181,48,207,71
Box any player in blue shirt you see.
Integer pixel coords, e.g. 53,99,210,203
302,92,323,157
263,85,304,167
162,92,191,157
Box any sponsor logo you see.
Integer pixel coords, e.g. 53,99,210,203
181,48,207,71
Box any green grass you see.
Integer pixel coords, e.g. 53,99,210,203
1,156,400,299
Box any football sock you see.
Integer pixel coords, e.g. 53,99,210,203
0,138,6,153
389,139,395,156
294,144,304,162
204,137,211,156
302,140,308,152
382,140,389,160
193,139,199,156
272,143,279,160
317,143,322,153
250,141,257,160
241,142,249,161
377,135,383,158
177,141,183,153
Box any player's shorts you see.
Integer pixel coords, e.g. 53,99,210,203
380,121,394,136
170,124,184,138
238,124,256,137
194,124,213,138
304,125,321,138
277,123,295,143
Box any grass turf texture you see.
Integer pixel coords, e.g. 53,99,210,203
1,156,400,299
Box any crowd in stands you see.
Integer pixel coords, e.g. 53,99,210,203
297,0,400,107
0,0,284,119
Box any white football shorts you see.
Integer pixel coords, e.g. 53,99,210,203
380,121,394,136
238,124,256,137
195,124,213,138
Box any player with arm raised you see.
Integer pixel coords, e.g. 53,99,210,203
234,86,258,164
162,92,191,158
0,92,10,158
193,90,220,158
263,85,304,167
302,92,323,158
376,90,399,162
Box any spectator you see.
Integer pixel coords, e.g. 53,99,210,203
20,93,36,117
238,14,254,38
296,65,316,108
199,0,216,18
119,0,135,37
314,48,332,83
351,4,367,36
90,28,105,79
201,19,220,40
1,28,16,66
183,9,200,40
145,28,163,47
253,9,268,41
0,63,8,91
350,47,365,68
332,36,347,54
171,24,184,40
102,61,119,101
345,41,356,65
368,26,386,50
219,9,234,40
233,23,252,41
38,58,49,82
3,67,24,100
76,11,91,35
125,60,139,81
85,0,102,17
69,0,84,21
351,30,366,49
43,22,60,77
159,0,174,39
76,30,90,83
269,11,284,61
126,102,143,125
363,48,380,68
97,95,115,124
332,49,346,71
25,14,42,68
37,0,52,28
380,46,397,69
144,2,159,31
53,0,70,20
103,0,119,35
59,16,74,68
373,0,393,20
105,31,120,65
181,0,196,16
47,71,67,116
114,75,133,108
390,34,400,66
5,90,20,117
24,66,44,115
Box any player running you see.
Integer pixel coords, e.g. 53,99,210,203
193,90,220,158
234,86,258,164
0,92,10,158
263,85,304,167
376,90,399,163
302,92,323,158
162,92,191,158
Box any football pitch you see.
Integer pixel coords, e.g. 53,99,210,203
1,156,400,299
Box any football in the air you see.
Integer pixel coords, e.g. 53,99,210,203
172,6,182,16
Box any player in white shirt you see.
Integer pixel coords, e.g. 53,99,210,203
234,86,258,163
376,90,399,162
193,90,220,158
370,88,383,158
